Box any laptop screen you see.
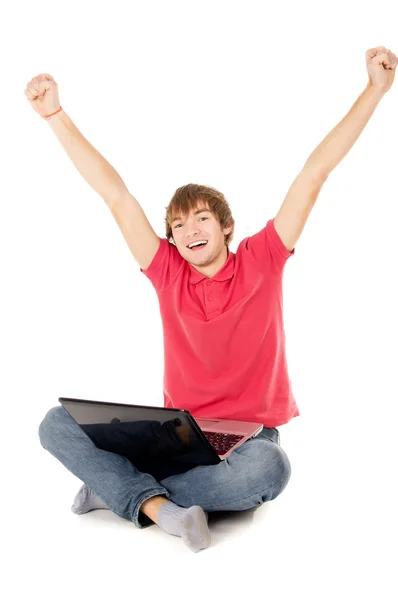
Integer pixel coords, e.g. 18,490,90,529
59,398,220,480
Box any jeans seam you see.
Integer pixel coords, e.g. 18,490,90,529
207,469,290,511
208,484,278,511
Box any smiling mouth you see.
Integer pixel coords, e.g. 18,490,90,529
187,241,208,251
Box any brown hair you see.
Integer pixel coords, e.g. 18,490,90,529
164,183,235,246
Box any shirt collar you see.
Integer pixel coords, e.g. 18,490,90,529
188,245,235,285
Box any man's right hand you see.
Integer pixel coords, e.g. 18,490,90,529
24,73,61,117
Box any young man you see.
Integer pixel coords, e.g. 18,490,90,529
27,46,397,553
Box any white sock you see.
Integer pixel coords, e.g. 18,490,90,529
157,500,211,553
71,484,109,515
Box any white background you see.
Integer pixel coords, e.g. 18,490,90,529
1,1,397,598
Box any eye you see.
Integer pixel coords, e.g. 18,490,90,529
174,217,207,229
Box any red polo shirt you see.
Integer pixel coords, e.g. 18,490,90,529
140,218,299,428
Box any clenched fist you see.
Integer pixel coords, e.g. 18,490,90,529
24,74,61,118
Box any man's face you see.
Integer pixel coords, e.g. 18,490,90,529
171,203,232,266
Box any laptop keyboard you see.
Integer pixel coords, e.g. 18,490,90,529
202,431,244,455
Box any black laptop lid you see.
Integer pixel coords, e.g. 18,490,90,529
59,397,221,480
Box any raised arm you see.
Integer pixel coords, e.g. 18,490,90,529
273,46,397,253
25,74,160,270
25,74,130,205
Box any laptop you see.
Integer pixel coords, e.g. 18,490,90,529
59,397,268,479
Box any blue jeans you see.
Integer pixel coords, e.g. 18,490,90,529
38,406,292,529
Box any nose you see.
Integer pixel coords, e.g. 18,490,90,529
185,224,202,240
187,221,201,234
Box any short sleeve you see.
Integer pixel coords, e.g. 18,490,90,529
240,218,295,273
140,238,184,292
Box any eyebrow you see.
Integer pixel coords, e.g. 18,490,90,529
171,209,211,224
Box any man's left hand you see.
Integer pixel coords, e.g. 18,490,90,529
366,46,397,94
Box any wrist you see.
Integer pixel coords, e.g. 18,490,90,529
42,106,63,120
366,80,387,98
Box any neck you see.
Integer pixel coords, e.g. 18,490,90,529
190,244,229,279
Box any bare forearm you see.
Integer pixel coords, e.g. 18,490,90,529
304,83,385,179
46,109,128,205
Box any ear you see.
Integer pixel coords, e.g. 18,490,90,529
222,224,233,236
